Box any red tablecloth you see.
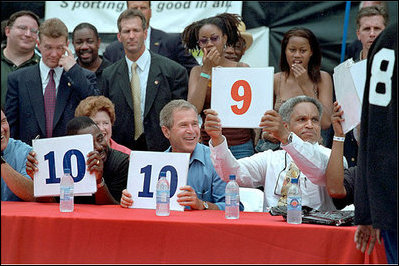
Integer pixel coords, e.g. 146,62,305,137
1,201,387,264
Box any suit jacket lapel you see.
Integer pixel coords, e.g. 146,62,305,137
144,52,161,118
150,29,161,54
118,60,134,111
27,65,46,136
53,71,71,128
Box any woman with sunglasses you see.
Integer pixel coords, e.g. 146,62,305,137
182,13,254,160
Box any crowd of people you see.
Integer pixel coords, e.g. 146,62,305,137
1,1,396,264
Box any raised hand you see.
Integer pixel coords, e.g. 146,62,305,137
259,110,290,144
332,101,345,137
291,63,309,87
203,109,224,146
202,47,221,71
58,46,76,71
86,150,104,185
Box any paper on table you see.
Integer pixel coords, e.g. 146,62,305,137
333,59,362,134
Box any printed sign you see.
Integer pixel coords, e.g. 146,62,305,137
45,1,242,33
211,67,274,128
32,134,96,197
127,151,190,211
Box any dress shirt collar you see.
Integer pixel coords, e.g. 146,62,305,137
145,26,151,49
39,59,63,81
189,143,206,166
165,143,205,166
125,48,150,75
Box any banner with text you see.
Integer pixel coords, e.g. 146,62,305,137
45,1,242,33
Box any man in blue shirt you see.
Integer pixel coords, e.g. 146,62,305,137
120,100,243,211
1,108,34,201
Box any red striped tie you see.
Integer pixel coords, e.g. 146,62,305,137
44,69,56,138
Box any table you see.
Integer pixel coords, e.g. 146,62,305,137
1,201,387,264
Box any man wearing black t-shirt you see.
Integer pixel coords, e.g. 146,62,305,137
354,21,397,264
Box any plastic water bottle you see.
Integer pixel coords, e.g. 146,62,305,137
287,178,302,224
60,168,74,212
225,174,239,219
156,171,170,216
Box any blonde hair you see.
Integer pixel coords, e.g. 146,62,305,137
39,18,68,41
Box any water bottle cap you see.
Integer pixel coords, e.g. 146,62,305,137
64,168,71,174
229,175,236,180
291,178,298,183
160,171,166,177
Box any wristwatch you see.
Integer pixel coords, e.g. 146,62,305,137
282,132,293,146
1,156,6,164
287,132,293,143
202,201,209,210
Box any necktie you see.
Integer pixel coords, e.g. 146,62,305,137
44,69,56,138
131,62,144,140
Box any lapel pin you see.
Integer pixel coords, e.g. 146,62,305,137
154,80,159,85
154,42,160,46
67,82,72,87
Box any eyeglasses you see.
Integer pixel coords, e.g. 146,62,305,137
197,35,220,47
14,25,39,35
273,152,301,197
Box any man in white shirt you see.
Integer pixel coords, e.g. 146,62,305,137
204,95,348,211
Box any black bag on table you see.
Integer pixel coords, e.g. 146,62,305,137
269,205,355,226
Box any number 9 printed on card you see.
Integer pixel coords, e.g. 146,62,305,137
211,67,274,128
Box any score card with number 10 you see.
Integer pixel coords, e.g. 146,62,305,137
126,151,189,211
32,134,96,197
211,67,274,128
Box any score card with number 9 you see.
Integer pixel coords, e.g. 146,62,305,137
211,67,274,128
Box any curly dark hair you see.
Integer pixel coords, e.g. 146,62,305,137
182,13,242,52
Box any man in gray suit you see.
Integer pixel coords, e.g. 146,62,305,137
102,8,188,151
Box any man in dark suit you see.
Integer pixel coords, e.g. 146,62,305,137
345,2,388,62
5,18,97,146
103,1,198,76
102,8,188,152
343,4,388,168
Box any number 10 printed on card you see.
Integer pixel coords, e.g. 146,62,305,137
32,134,97,197
127,151,190,211
211,67,274,128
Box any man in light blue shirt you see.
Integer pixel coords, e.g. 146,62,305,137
1,109,34,201
120,100,243,211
